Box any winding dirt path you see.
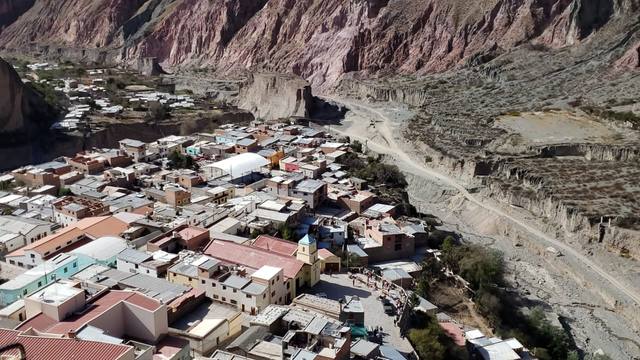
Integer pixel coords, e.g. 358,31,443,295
323,96,640,307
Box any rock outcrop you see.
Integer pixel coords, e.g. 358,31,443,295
238,73,312,121
0,57,54,137
0,0,638,87
617,41,640,69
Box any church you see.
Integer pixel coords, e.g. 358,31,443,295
205,233,322,302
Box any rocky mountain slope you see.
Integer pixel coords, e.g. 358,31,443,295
0,57,54,138
0,0,638,87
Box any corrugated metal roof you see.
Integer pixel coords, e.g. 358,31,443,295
117,248,152,264
222,274,251,290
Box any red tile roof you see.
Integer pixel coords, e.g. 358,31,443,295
204,240,304,279
0,329,133,360
178,226,208,240
318,248,336,259
252,235,298,256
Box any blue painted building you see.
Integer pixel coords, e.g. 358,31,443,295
0,253,87,306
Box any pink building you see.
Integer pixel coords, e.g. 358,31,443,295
20,287,168,344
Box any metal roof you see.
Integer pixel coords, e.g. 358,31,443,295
117,248,152,264
295,179,325,193
379,345,407,360
350,339,379,357
117,273,189,303
304,316,329,335
169,262,198,278
71,236,128,261
346,244,368,258
0,328,133,360
381,268,412,281
242,282,267,296
222,274,251,290
207,153,269,179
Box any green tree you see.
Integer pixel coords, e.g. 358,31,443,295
408,292,420,309
567,351,580,360
146,101,169,123
57,187,72,197
415,275,430,298
409,327,446,360
168,151,198,170
351,140,363,153
279,225,295,241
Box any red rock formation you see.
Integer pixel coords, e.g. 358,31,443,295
0,0,146,48
0,0,637,86
617,41,640,69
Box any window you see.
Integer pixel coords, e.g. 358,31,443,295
67,241,72,245
286,282,290,289
233,289,237,293
29,254,35,259
230,299,237,305
38,281,42,287
73,262,77,268
188,277,193,282
23,289,27,295
246,294,252,299
222,286,227,290
263,294,266,299
135,264,139,269
55,246,61,250
201,280,205,285
271,291,275,297
64,267,68,273
222,297,226,302
212,282,216,287
394,238,402,251
213,294,219,299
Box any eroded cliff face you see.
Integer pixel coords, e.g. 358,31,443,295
0,0,147,49
238,73,312,120
0,57,23,133
0,57,53,137
617,41,640,69
0,0,638,87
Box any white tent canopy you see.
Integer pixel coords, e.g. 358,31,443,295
204,153,269,179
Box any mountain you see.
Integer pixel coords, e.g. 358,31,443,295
0,0,638,87
0,57,55,137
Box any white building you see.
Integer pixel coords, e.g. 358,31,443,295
0,216,53,254
202,153,269,181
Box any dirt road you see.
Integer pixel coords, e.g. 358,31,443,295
322,96,640,307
